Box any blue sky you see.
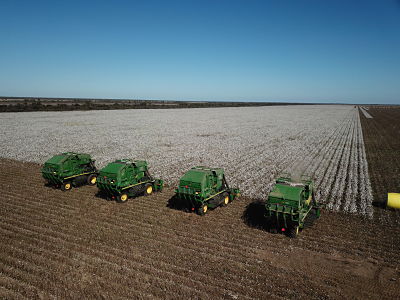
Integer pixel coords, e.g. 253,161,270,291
0,0,399,104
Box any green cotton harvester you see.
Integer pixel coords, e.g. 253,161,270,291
41,152,98,191
96,159,163,203
175,166,240,215
265,174,320,238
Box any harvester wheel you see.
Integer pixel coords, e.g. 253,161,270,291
87,174,97,186
117,193,129,203
287,226,299,238
220,192,230,207
197,204,208,216
61,181,72,191
144,183,153,196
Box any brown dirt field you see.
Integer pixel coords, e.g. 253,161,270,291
359,106,400,226
0,158,399,299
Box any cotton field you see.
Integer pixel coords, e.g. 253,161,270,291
0,105,373,216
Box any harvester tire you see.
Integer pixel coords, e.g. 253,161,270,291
117,193,129,203
287,226,299,238
197,204,208,216
220,192,230,207
87,174,97,186
61,181,72,192
144,183,153,196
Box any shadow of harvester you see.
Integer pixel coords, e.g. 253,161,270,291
167,195,192,213
241,200,272,231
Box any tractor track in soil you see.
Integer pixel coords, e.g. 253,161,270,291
0,158,400,299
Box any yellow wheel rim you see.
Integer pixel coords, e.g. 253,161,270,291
146,186,153,194
203,205,208,213
120,194,128,201
91,177,97,184
65,183,71,190
224,196,229,205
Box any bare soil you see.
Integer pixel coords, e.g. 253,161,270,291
0,158,399,299
359,106,400,226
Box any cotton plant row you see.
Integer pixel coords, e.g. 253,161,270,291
0,105,373,216
315,115,354,209
342,120,358,213
331,116,355,211
356,114,374,216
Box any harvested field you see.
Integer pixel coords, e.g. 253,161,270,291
0,158,399,299
359,106,400,226
0,105,373,216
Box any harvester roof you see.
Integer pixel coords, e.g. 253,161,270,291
44,152,81,165
45,155,68,165
269,184,304,201
100,161,126,174
180,169,207,186
100,159,147,175
180,166,224,185
191,166,224,176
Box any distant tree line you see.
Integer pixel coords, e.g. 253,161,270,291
0,97,313,112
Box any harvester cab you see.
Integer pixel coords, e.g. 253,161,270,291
96,159,163,203
175,166,240,215
41,152,98,191
265,174,320,238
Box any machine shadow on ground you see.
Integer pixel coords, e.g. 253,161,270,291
43,182,60,190
242,200,271,231
167,195,224,215
94,191,115,202
167,195,193,213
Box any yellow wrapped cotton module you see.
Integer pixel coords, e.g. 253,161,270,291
387,193,400,209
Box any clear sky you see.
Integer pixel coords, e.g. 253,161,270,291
0,0,399,104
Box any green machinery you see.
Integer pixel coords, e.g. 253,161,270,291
96,159,163,203
175,166,240,215
41,152,98,191
265,174,320,238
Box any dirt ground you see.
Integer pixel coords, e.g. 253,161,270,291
359,106,400,226
0,158,399,299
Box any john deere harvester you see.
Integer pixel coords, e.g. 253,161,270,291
96,159,163,203
265,174,320,238
174,166,240,215
41,152,98,191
